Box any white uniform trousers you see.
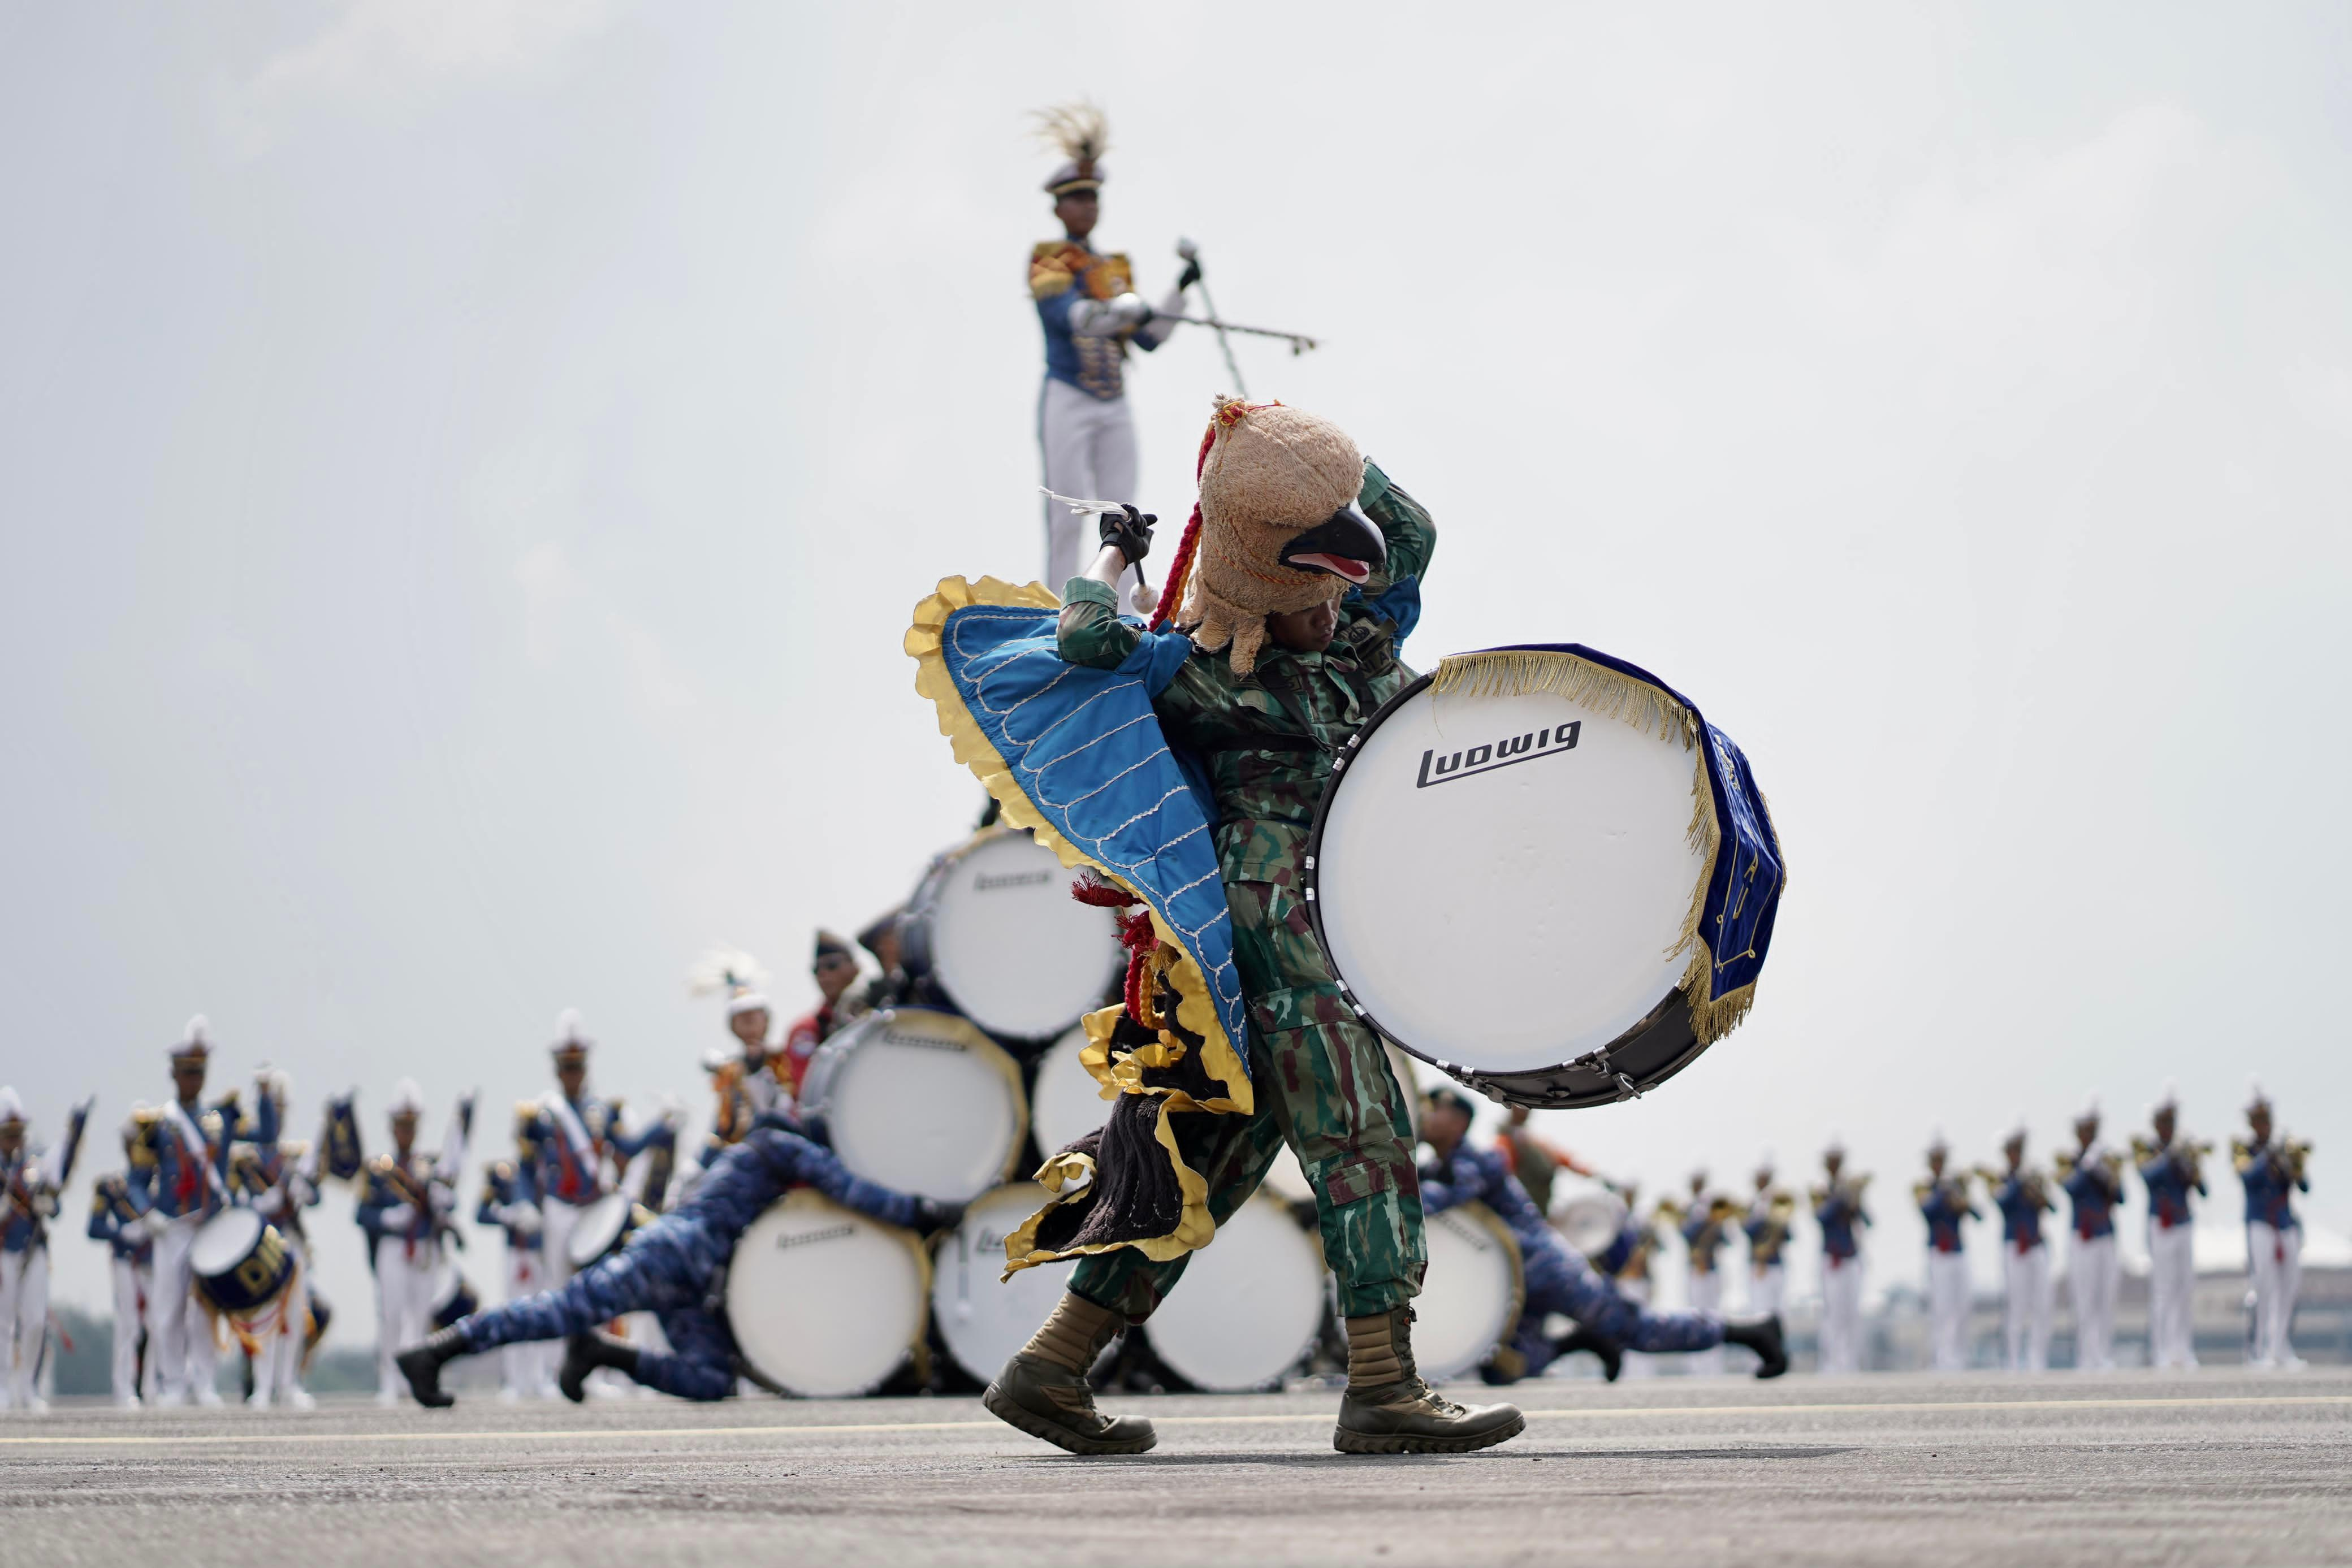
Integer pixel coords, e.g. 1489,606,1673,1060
1749,1262,1787,1318
110,1255,149,1404
2003,1243,2052,1372
148,1215,219,1405
1686,1268,1726,1375
540,1198,583,1290
1819,1254,1866,1374
502,1244,559,1399
1,1247,49,1411
2068,1233,2119,1371
248,1237,312,1408
1039,378,1140,613
2146,1222,2199,1369
373,1235,441,1400
2246,1222,2302,1368
1927,1249,1971,1372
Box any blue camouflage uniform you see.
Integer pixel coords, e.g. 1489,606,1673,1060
451,1116,922,1400
1418,1144,1722,1377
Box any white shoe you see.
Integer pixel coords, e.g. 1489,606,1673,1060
195,1386,225,1408
498,1387,521,1404
115,1396,142,1410
22,1397,49,1415
286,1388,315,1411
248,1392,271,1410
374,1387,400,1408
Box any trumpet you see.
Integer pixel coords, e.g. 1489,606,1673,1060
2284,1137,2314,1182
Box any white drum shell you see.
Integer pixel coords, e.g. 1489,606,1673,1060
189,1209,263,1277
929,1184,1071,1383
1413,1203,1521,1383
726,1189,928,1398
1144,1197,1327,1392
1314,684,1706,1077
907,832,1124,1040
798,1009,1027,1204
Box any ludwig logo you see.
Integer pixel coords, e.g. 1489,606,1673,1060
975,870,1051,892
776,1224,857,1251
1416,721,1581,789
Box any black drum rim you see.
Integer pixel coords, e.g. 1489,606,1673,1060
1299,668,1714,1111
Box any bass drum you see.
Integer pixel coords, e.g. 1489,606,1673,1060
1307,658,1748,1108
797,1008,1027,1203
726,1189,929,1398
190,1209,292,1316
900,829,1124,1041
1143,1197,1327,1392
1413,1202,1525,1384
565,1192,643,1270
930,1184,1070,1383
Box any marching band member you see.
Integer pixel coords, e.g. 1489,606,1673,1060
2057,1099,2123,1371
1,1089,74,1413
127,1017,258,1407
1495,1104,1591,1223
853,909,910,1013
1745,1155,1796,1319
1814,1141,1871,1375
1678,1171,1738,1377
89,1119,155,1405
229,1068,323,1409
2235,1085,2309,1370
1611,1188,1669,1380
688,950,782,1158
780,934,862,1098
2135,1086,2207,1371
1986,1124,2056,1373
395,1108,962,1407
1417,1091,1784,1386
522,1010,659,1292
357,1080,453,1406
1917,1134,1978,1373
1028,101,1190,610
477,1114,555,1400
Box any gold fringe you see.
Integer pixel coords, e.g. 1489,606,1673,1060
998,1101,1214,1279
906,575,1252,1116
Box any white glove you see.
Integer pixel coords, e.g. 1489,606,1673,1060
507,1201,542,1233
378,1203,415,1230
1069,292,1154,337
140,1209,172,1239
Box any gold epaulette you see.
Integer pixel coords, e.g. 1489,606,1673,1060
1030,240,1080,299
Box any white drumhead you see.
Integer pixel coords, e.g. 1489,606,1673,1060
1414,1203,1521,1383
1316,683,1706,1075
806,1010,1026,1202
727,1189,927,1398
1030,1024,1109,1158
1145,1198,1327,1392
930,1184,1070,1382
926,833,1123,1039
189,1208,262,1276
567,1193,635,1268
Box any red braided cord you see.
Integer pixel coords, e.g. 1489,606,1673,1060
1146,504,1202,631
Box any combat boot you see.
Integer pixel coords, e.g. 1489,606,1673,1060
1553,1323,1624,1383
1724,1315,1789,1379
559,1332,641,1403
395,1327,468,1409
1334,1307,1524,1455
983,1292,1156,1456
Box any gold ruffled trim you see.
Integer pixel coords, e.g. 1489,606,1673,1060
906,575,1252,1111
1428,648,1782,1047
997,1106,1215,1280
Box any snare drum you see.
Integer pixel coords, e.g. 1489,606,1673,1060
725,1189,929,1398
899,829,1125,1040
1304,648,1784,1108
930,1184,1073,1383
565,1192,643,1270
1412,1202,1525,1383
797,1008,1027,1203
1142,1197,1328,1392
1558,1190,1630,1257
189,1209,293,1316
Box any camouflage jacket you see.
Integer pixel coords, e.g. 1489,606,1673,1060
1057,464,1436,887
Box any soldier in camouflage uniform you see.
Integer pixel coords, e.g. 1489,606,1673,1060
984,405,1523,1457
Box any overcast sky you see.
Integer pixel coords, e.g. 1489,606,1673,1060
4,2,2347,1335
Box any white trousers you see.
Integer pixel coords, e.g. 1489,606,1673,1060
1687,1269,1726,1375
249,1238,310,1407
2147,1222,2199,1369
149,1215,218,1404
2068,1233,2119,1371
1039,378,1140,613
110,1255,149,1403
374,1235,441,1397
1927,1250,1971,1372
1819,1254,1866,1374
2003,1244,2052,1372
503,1244,558,1398
541,1199,583,1292
2246,1222,2302,1368
1749,1262,1786,1318
1,1248,49,1410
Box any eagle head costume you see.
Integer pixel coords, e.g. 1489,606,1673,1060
1152,398,1389,675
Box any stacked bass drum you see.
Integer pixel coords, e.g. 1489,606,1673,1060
898,829,1124,1042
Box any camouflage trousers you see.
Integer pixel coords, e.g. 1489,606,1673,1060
1073,877,1427,1320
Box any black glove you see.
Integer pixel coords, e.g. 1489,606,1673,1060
914,1197,967,1233
1177,258,1203,292
1099,504,1156,567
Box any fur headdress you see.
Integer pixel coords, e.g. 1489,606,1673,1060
1035,101,1109,194
1150,399,1381,676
